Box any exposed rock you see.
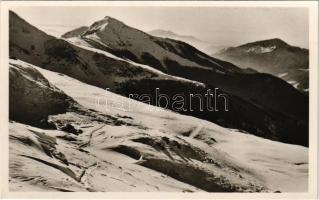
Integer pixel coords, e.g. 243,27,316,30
9,60,75,128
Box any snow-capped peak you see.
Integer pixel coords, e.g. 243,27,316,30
104,16,112,20
84,16,125,34
241,38,288,48
246,45,276,54
86,19,108,33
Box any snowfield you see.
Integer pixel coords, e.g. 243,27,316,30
9,59,308,192
246,45,276,54
278,72,288,78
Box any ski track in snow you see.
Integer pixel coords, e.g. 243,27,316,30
189,124,203,138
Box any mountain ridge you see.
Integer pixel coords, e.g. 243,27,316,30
214,38,309,92
239,38,289,48
61,26,89,38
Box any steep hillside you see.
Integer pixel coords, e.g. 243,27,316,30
9,59,308,192
9,59,75,128
214,39,309,92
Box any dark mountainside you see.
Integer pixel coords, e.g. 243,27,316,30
9,61,75,128
214,39,309,93
9,11,308,146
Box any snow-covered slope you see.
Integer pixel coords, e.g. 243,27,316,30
9,59,308,192
61,26,89,38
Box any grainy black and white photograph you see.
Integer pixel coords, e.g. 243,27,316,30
2,1,318,198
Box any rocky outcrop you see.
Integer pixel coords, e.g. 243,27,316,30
9,59,75,127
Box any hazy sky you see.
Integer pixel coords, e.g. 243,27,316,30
11,6,309,48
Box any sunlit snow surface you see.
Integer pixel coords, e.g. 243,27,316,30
9,59,308,192
246,45,276,53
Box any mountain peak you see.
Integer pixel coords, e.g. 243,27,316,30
240,38,288,48
103,16,116,21
83,16,126,35
260,38,288,46
102,16,122,24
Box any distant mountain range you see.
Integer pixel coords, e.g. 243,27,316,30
61,27,227,54
214,39,309,93
9,11,308,146
148,29,227,54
